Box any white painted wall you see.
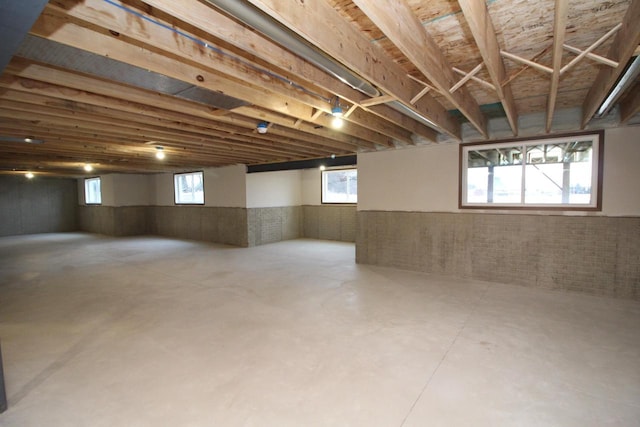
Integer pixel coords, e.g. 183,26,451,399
77,174,153,206
358,142,458,212
153,165,247,207
602,125,640,216
301,168,322,206
359,125,640,216
246,170,302,208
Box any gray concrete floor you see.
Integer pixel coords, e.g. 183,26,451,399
0,233,638,426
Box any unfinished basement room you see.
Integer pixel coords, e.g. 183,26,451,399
0,0,639,425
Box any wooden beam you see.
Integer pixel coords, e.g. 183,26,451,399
452,68,495,92
582,0,640,127
458,0,518,135
450,63,483,93
546,0,569,133
140,0,438,141
563,44,618,69
410,85,432,105
500,50,554,74
561,24,622,75
0,67,372,152
244,0,461,139
359,95,396,108
38,4,396,147
352,0,486,136
620,82,640,124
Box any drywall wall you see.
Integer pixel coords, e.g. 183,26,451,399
0,175,77,237
601,125,640,216
152,165,247,207
301,169,322,206
358,126,640,216
358,142,458,212
77,174,152,206
246,170,302,208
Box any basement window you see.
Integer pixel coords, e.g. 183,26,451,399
322,168,357,204
84,177,102,205
174,171,204,205
460,131,603,210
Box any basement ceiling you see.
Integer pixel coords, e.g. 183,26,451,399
0,0,638,176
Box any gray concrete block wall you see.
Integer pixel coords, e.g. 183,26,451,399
0,176,77,237
247,206,302,246
357,211,640,299
78,206,148,236
303,205,356,242
148,206,248,247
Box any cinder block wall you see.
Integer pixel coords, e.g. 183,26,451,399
149,206,249,247
0,175,77,237
357,211,640,299
303,205,356,242
78,206,148,236
248,206,302,246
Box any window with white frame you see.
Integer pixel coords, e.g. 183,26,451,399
460,132,603,210
174,171,204,204
84,177,102,205
322,168,357,204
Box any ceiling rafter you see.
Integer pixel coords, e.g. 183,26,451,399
561,24,622,75
244,0,461,139
458,0,518,135
546,0,569,133
582,0,640,127
352,0,487,137
135,0,437,142
41,1,400,146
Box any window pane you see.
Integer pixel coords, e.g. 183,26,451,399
461,134,599,209
322,169,357,203
493,165,522,203
174,172,204,204
84,177,101,204
466,167,488,203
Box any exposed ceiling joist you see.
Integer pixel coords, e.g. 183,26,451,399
243,0,461,139
352,0,487,137
546,0,569,133
458,0,518,135
582,0,640,127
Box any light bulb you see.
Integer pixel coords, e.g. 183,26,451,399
332,116,344,128
84,164,93,172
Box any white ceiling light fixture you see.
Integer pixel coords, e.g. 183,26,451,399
331,96,344,128
155,146,166,160
84,164,93,172
25,172,34,179
319,165,326,171
256,121,269,134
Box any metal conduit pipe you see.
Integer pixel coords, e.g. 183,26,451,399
594,55,640,118
205,0,442,132
204,0,379,97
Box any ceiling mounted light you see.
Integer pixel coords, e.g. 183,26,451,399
256,121,269,134
0,136,44,144
25,172,34,179
155,146,166,160
331,116,344,128
331,96,343,117
319,165,326,171
84,164,93,172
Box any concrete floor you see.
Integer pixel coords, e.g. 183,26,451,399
0,233,638,426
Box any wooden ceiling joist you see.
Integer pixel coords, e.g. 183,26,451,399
582,0,640,127
245,0,461,139
546,0,569,133
352,0,487,137
134,0,437,142
619,83,640,124
458,0,518,135
560,24,622,76
35,5,397,147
